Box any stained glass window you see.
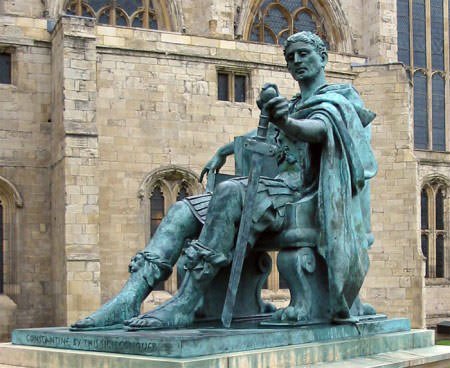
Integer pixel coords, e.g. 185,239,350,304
64,0,161,29
150,186,164,236
421,234,429,278
436,234,445,277
421,188,429,230
397,0,410,65
412,0,426,68
414,72,428,149
431,0,444,70
432,74,445,151
436,188,444,230
398,0,448,151
247,0,329,47
421,183,447,279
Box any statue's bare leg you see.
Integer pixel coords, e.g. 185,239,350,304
70,201,201,330
126,181,282,330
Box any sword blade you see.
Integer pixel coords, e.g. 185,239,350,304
221,152,264,328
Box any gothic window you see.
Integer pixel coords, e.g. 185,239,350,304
64,0,167,30
0,176,23,300
150,186,164,236
397,0,448,151
140,167,203,294
421,181,448,278
247,0,329,48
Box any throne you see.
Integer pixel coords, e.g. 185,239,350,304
179,136,371,325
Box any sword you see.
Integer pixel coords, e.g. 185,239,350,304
221,84,279,328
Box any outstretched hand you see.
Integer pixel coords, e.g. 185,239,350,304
264,95,289,127
199,153,226,183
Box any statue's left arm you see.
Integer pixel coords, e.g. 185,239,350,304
264,95,327,143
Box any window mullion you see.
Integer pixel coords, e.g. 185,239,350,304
143,0,150,29
76,0,82,16
409,0,414,70
426,0,433,150
230,73,234,102
429,188,436,277
110,0,117,25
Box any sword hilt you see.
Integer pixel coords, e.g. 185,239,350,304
257,85,279,140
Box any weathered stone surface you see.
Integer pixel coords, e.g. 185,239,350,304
4,329,450,368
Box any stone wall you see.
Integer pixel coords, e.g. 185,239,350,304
50,16,102,325
0,15,53,334
0,0,44,18
353,63,424,328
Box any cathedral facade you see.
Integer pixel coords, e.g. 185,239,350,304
0,0,447,340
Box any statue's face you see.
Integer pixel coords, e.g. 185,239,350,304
285,41,326,83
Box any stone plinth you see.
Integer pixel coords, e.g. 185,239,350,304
12,318,411,358
2,330,450,368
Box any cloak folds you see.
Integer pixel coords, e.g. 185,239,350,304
290,84,378,318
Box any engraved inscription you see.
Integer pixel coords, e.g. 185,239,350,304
24,334,157,353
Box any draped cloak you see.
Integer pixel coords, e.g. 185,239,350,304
290,84,378,317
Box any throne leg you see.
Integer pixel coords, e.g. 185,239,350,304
275,248,315,321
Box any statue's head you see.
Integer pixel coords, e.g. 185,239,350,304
283,31,328,83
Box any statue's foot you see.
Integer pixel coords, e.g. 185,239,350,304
273,305,309,322
70,294,141,331
332,315,359,324
124,297,196,330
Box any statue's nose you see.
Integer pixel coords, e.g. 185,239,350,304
294,53,302,63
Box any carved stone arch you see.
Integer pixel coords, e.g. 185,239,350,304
0,176,23,209
420,174,450,278
236,0,353,53
59,0,183,31
421,174,450,190
0,176,23,303
138,165,203,200
163,0,184,32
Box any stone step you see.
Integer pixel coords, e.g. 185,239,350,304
0,329,448,368
312,345,450,367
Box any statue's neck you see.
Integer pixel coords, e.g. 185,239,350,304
298,74,326,102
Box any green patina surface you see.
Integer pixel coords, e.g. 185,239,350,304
12,318,411,358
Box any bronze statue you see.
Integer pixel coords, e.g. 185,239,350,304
71,31,377,331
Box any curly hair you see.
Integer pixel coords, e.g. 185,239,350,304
283,31,327,57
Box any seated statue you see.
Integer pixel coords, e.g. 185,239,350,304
71,31,377,331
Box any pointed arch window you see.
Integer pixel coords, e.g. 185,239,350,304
141,167,203,294
247,0,329,48
64,0,168,30
150,186,164,236
397,0,448,151
421,181,448,278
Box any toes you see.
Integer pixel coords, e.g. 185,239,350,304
127,317,162,329
71,317,95,328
